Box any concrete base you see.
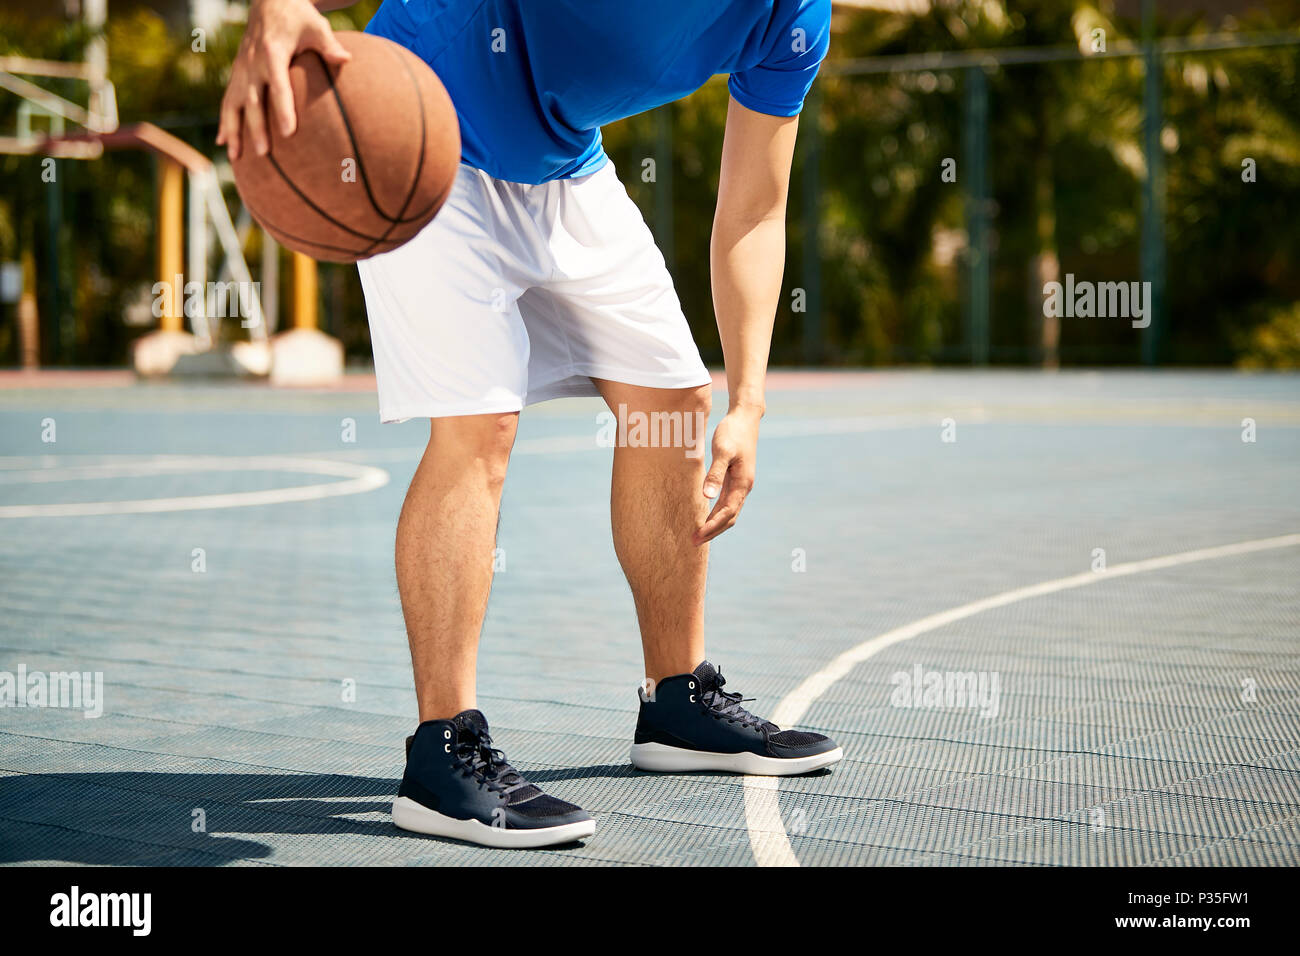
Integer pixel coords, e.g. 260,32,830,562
270,328,344,387
132,330,201,377
166,341,270,378
232,340,273,377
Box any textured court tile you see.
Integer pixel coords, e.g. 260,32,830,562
2,372,1299,865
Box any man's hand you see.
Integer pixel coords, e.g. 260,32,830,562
694,406,762,545
216,0,351,160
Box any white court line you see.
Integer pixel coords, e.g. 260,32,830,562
743,531,1300,867
0,456,389,518
0,414,962,473
0,414,954,517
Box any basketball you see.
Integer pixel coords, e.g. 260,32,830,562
231,31,460,264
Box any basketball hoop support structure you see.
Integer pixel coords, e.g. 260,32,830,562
32,122,274,375
2,39,338,382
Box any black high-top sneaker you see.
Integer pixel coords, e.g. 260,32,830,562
631,661,843,775
392,709,595,848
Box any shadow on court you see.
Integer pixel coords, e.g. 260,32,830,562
0,765,648,865
0,772,390,865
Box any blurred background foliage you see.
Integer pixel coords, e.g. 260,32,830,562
0,0,1297,368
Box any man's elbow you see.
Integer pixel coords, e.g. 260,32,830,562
713,202,787,238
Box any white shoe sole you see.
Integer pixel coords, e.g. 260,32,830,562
391,796,596,849
630,742,844,776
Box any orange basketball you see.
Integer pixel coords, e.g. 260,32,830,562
231,31,460,263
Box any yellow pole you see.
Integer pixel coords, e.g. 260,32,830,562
17,246,39,369
157,157,184,333
292,251,318,331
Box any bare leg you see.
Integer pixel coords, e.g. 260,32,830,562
594,379,712,683
396,412,518,721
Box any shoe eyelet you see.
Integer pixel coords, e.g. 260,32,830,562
688,681,695,689
444,744,451,753
689,695,696,703
444,729,452,739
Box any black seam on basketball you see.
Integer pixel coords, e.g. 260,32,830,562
353,46,435,257
363,48,433,254
264,149,395,244
390,51,431,226
316,49,440,230
260,217,401,257
341,48,412,257
313,50,400,226
249,174,453,261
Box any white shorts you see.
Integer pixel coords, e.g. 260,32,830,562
357,160,711,423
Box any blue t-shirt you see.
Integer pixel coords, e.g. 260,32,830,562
365,0,831,184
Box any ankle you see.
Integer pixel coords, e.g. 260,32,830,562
643,658,702,686
417,700,475,723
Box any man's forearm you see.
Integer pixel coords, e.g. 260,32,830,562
710,213,785,415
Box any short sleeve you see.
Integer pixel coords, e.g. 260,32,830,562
727,0,831,117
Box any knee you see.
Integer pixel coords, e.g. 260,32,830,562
476,414,518,480
623,384,711,461
428,412,517,489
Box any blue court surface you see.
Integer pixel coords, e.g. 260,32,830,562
1,369,1298,866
